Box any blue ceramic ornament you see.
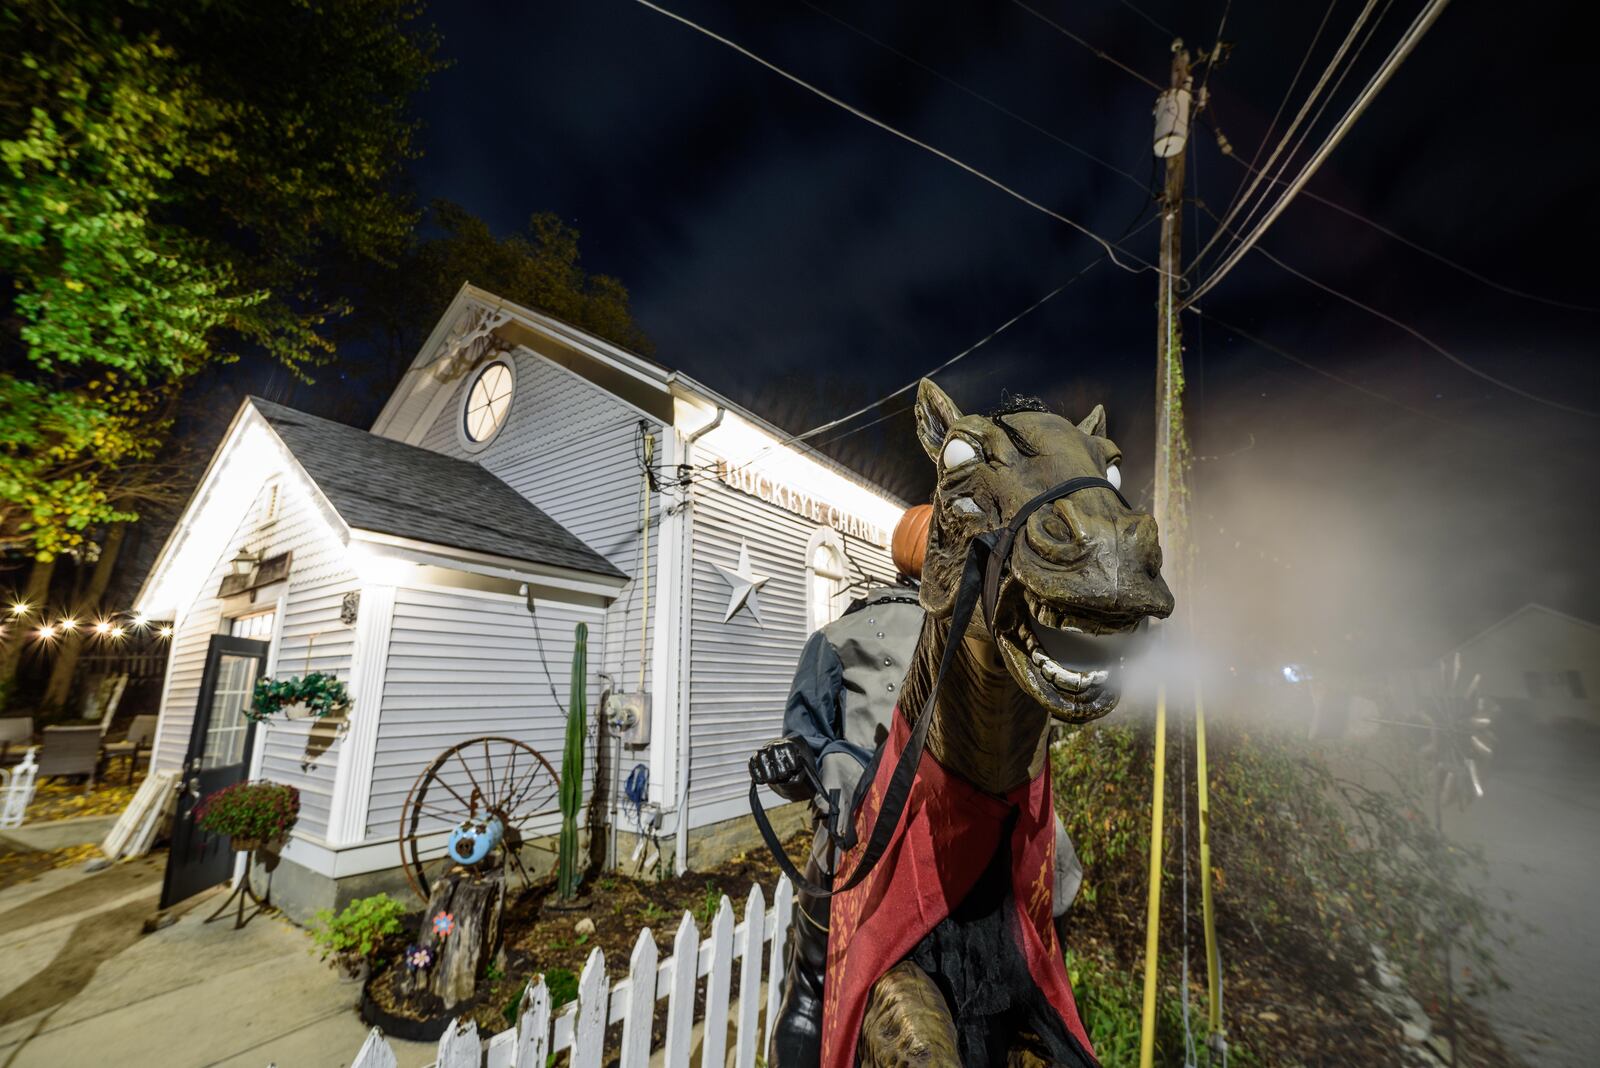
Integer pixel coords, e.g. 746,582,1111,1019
447,815,504,866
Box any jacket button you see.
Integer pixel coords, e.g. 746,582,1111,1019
883,658,892,666
886,682,895,692
877,631,885,638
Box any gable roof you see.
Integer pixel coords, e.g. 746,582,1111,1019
251,399,626,580
1453,602,1600,654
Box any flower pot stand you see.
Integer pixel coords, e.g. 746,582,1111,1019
205,845,273,929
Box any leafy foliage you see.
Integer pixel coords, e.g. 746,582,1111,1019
1051,720,1509,1065
350,200,652,371
194,779,300,843
248,672,351,723
0,0,440,556
312,893,409,964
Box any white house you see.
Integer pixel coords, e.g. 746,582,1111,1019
1451,603,1600,728
135,284,907,919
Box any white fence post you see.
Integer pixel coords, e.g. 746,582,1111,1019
734,884,765,1068
338,878,794,1068
663,910,701,1067
764,875,793,1056
701,895,735,1068
619,926,659,1067
572,947,610,1068
349,1027,399,1068
514,977,552,1068
436,1018,480,1068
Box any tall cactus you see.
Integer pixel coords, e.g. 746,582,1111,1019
557,622,588,900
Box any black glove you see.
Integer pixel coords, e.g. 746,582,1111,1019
748,737,815,803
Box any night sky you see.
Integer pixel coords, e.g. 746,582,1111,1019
390,0,1597,666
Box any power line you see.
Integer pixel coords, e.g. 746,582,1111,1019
1190,308,1472,429
1240,243,1600,417
1008,0,1164,91
1186,0,1455,305
1113,0,1176,39
630,0,1164,275
1195,0,1388,274
1190,199,1600,417
1208,0,1338,247
1213,148,1600,312
721,241,1139,478
795,0,1151,194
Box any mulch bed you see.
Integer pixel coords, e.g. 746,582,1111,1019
367,821,1520,1066
366,832,808,1041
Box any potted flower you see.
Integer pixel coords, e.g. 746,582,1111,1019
312,893,409,982
249,673,351,723
194,780,300,852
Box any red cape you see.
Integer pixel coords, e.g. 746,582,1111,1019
820,708,1095,1068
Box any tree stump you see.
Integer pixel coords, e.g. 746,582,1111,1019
402,866,505,1010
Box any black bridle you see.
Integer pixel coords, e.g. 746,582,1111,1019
751,475,1129,898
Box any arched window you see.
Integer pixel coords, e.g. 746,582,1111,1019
806,529,850,632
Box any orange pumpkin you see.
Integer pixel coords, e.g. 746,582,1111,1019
891,504,933,580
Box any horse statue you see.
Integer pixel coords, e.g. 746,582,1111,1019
775,379,1174,1068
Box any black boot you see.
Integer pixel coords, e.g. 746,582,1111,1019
769,853,831,1068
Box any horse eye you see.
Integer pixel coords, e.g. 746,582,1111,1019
942,437,979,470
1106,463,1122,490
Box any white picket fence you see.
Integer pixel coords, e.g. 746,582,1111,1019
345,876,794,1068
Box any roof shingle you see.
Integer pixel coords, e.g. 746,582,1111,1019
251,399,626,581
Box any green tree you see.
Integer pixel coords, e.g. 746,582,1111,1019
354,200,653,372
0,0,441,558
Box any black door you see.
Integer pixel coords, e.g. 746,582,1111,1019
160,634,271,909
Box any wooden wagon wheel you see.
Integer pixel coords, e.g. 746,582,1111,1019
398,736,561,901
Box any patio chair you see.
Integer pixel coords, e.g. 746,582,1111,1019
0,717,31,765
101,714,157,785
36,725,101,787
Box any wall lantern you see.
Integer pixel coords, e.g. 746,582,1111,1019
230,548,262,578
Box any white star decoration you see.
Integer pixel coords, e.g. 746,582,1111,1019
713,540,770,625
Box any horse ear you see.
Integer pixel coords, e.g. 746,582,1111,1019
915,379,963,463
1077,404,1108,438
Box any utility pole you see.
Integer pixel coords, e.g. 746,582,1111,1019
1140,40,1197,1068
1151,42,1192,591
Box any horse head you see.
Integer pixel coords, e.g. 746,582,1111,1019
914,378,1175,728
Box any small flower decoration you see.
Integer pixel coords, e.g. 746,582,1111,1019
433,911,455,939
404,943,434,972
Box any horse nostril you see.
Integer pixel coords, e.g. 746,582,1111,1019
1051,501,1084,544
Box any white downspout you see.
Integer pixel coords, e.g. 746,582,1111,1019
674,406,723,874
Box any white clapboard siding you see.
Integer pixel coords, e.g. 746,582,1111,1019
152,475,355,840
340,877,793,1068
417,347,661,701
364,586,604,839
685,477,895,820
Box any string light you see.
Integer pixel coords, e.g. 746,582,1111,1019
158,626,174,639
111,625,126,640
95,620,113,635
8,601,28,618
131,613,149,629
35,624,56,641
58,617,78,631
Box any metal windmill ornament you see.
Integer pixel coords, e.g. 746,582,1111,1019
1419,652,1495,811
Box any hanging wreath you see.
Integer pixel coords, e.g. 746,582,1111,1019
248,672,351,722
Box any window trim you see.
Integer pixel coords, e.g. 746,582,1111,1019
804,527,851,633
456,357,517,453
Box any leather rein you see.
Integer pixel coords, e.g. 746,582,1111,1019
750,475,1130,898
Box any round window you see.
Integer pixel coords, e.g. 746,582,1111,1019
462,361,514,447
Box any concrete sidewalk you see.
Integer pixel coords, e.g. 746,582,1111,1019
0,857,436,1067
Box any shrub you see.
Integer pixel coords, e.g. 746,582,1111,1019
194,780,299,843
311,893,409,963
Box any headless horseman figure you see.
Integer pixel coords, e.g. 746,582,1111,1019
751,507,1084,1068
